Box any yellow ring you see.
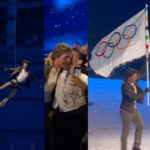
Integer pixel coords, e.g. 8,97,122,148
116,34,130,50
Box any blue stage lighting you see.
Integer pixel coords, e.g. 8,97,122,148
54,0,79,10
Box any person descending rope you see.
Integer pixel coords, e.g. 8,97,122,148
0,60,42,107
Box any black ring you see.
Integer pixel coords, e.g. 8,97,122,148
108,32,121,47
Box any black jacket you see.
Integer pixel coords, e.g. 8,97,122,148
120,64,147,113
6,66,41,88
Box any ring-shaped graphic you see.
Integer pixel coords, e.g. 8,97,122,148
108,32,121,47
116,34,130,50
95,24,137,58
103,42,115,59
122,24,137,40
96,41,107,57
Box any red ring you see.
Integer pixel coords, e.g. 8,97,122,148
96,41,107,57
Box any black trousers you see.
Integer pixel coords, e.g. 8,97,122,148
54,105,87,150
45,102,55,150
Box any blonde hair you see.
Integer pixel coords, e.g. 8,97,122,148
51,43,72,61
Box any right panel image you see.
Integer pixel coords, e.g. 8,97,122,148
44,1,88,150
88,0,150,150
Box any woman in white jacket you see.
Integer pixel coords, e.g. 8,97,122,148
53,47,88,150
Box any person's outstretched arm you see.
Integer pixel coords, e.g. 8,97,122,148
4,68,16,72
30,72,42,88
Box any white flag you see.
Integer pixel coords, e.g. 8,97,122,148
89,9,146,77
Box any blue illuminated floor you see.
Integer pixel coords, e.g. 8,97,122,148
88,78,150,150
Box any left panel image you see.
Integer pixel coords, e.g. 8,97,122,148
44,0,88,150
0,0,44,150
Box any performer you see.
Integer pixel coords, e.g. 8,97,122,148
120,64,149,150
0,60,42,107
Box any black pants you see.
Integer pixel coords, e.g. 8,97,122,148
54,105,88,150
45,102,55,150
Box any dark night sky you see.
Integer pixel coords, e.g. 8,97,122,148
45,0,88,52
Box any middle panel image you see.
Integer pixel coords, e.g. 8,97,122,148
44,0,88,150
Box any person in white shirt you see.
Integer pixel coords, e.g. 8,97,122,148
44,43,72,150
0,60,42,107
53,47,88,150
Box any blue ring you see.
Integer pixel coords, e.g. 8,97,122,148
122,24,137,40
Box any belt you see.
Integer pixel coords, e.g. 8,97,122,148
10,79,21,88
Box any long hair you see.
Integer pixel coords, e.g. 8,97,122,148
51,43,72,61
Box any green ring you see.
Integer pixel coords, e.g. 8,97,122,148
103,42,115,59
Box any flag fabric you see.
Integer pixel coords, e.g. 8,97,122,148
89,8,147,78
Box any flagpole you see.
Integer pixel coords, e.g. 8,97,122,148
145,4,149,106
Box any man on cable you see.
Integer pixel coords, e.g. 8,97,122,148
0,60,42,107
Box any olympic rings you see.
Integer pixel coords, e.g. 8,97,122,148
108,32,121,47
96,41,107,56
122,24,137,40
95,24,137,59
103,42,115,59
116,34,130,50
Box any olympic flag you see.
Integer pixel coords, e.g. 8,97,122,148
90,8,148,78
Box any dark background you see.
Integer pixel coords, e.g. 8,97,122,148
0,0,44,150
